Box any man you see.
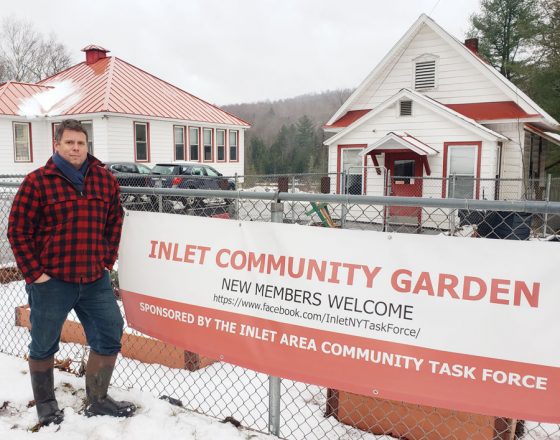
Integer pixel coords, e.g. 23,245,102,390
8,119,136,425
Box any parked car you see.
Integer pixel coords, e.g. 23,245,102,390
105,162,153,187
104,162,155,207
151,161,235,209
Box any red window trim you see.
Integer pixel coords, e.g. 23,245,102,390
51,122,59,153
229,129,239,163
188,126,201,162
216,129,226,162
203,128,214,162
13,122,33,163
336,144,367,195
134,121,150,163
173,125,186,161
441,141,482,199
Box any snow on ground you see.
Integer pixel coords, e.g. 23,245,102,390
0,353,274,440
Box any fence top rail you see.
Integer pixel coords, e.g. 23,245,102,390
3,182,560,213
124,186,560,213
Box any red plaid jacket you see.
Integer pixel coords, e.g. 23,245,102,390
8,155,124,284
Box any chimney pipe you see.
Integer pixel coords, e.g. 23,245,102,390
81,45,110,65
464,38,479,54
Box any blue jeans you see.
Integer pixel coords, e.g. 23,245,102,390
26,271,124,360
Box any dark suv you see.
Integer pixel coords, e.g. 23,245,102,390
151,162,235,208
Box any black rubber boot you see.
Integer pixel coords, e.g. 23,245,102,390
84,352,136,418
29,357,64,425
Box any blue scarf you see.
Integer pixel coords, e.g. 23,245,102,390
52,153,89,193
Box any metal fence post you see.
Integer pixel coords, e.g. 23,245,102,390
384,169,391,232
269,201,283,436
544,173,551,236
291,175,296,224
341,170,348,229
234,173,239,220
449,174,457,235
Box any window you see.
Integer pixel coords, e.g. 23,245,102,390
137,164,152,174
189,127,200,161
393,159,415,184
203,128,213,161
341,148,363,195
399,100,413,116
229,130,238,162
204,166,221,177
447,146,477,198
81,121,94,154
134,122,149,162
174,126,185,160
14,122,32,162
414,58,437,90
216,129,226,161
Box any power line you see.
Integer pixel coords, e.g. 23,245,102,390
430,0,443,15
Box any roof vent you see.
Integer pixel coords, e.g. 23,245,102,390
400,100,413,116
82,45,110,65
415,60,436,90
464,38,479,54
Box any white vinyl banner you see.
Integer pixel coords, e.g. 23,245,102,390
119,210,560,423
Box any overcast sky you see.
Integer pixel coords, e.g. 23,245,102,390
3,0,481,106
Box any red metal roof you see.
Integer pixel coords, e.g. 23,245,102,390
37,57,249,126
0,82,52,116
445,101,538,121
324,109,371,128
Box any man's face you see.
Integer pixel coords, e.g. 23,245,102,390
55,129,88,169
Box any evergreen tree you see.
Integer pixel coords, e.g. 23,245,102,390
469,0,542,80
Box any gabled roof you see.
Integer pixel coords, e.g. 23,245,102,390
361,132,439,157
326,14,558,129
37,56,249,126
525,124,560,148
324,88,507,146
324,109,371,129
445,101,539,121
0,82,52,116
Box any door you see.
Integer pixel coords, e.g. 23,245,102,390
386,152,423,219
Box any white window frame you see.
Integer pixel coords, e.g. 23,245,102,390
189,127,200,161
174,125,185,161
216,129,226,162
446,145,478,199
203,128,213,162
134,122,149,162
341,147,364,195
413,53,439,91
229,130,239,162
13,122,32,162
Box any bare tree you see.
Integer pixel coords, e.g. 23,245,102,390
0,16,72,83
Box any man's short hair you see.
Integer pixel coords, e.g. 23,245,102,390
54,119,88,143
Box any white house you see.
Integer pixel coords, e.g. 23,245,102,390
324,14,560,218
0,45,249,176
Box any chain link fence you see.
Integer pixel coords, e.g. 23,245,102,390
1,177,560,440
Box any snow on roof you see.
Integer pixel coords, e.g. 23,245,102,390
18,80,81,117
0,82,52,116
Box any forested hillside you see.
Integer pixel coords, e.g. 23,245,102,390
222,89,352,174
